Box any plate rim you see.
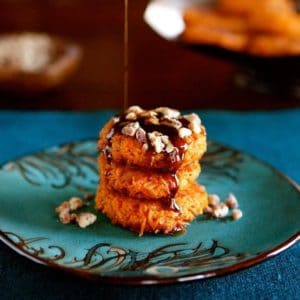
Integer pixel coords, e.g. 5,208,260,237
0,138,299,285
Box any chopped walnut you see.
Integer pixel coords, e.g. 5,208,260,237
161,135,175,153
112,116,121,124
55,196,96,228
142,143,149,152
184,113,201,134
58,210,76,224
204,192,242,221
151,135,164,153
203,205,213,214
178,127,192,138
116,107,204,155
225,193,239,209
69,197,85,211
121,121,140,137
148,131,175,154
140,110,157,118
165,142,175,153
135,127,147,143
145,116,160,125
148,131,163,153
212,203,229,218
232,209,243,220
76,212,97,228
154,107,180,119
126,105,144,114
125,112,137,121
55,201,70,213
160,135,169,144
208,194,220,207
161,118,182,129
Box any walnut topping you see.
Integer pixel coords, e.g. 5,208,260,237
145,116,160,125
69,197,85,211
140,110,158,118
126,105,144,114
154,107,180,119
55,201,70,213
208,194,221,207
183,113,201,134
225,193,239,209
121,121,140,137
160,118,182,129
142,143,149,152
178,127,192,138
161,135,175,153
114,107,203,155
232,209,243,220
58,210,77,224
76,212,97,228
212,203,229,218
135,127,147,143
125,112,137,121
112,116,121,124
148,131,175,154
203,205,213,214
148,131,165,153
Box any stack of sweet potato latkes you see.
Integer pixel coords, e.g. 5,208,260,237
96,106,208,236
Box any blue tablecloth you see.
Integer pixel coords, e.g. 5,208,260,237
0,109,299,299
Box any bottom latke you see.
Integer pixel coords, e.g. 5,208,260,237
95,180,208,236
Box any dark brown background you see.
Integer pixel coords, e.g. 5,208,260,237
0,0,299,110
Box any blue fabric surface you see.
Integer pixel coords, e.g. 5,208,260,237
0,109,299,299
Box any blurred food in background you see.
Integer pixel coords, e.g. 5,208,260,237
0,32,81,93
183,0,300,56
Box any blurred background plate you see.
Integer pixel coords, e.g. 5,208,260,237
144,0,300,98
0,32,82,95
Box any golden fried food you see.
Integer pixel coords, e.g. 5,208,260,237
183,8,248,51
100,154,201,200
182,0,300,57
99,118,207,171
248,35,300,56
96,106,208,236
184,8,247,32
96,179,208,236
217,0,294,16
182,23,248,52
248,11,300,37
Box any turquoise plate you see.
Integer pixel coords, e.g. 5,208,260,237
0,140,299,285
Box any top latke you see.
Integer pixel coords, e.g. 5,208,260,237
98,106,207,171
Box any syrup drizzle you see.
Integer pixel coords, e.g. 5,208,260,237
123,0,129,110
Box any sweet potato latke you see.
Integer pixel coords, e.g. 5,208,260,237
96,179,208,236
182,0,300,56
100,155,201,200
99,119,207,171
96,106,208,236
